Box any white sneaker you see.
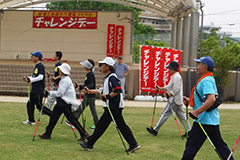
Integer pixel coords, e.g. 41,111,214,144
23,120,36,125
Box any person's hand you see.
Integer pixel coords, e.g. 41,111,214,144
183,96,190,105
155,85,160,91
74,81,79,89
23,76,30,83
47,72,51,77
84,87,89,94
43,89,49,97
189,110,199,119
101,94,107,102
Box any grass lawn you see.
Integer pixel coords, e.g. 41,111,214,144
0,102,239,160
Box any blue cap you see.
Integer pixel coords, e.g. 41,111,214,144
31,51,43,59
194,56,215,68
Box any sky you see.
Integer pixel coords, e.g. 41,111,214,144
201,0,240,37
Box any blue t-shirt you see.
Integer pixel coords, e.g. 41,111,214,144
115,62,129,79
194,76,220,125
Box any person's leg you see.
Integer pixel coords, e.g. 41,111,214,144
63,104,87,137
119,78,126,98
35,93,43,111
45,86,57,110
44,104,63,136
209,125,234,160
88,97,99,125
181,122,207,160
26,92,36,122
112,108,137,147
153,102,173,132
87,108,112,146
73,96,88,120
173,103,191,132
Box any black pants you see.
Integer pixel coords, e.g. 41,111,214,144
182,122,233,160
87,107,137,147
44,99,87,137
73,97,99,125
26,92,43,122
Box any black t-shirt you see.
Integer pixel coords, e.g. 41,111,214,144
79,72,96,98
53,61,61,86
31,62,45,94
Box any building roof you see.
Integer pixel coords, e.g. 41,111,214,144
0,0,197,20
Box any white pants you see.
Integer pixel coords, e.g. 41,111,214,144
46,86,57,109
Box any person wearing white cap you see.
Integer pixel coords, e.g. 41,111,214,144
66,59,99,130
79,57,140,153
39,63,89,141
22,51,45,125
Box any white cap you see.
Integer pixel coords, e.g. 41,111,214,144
80,60,93,69
98,57,115,67
58,63,71,75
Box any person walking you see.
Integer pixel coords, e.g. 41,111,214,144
181,56,233,160
79,57,140,153
66,59,99,130
146,61,191,136
23,51,45,125
38,63,89,141
45,51,62,111
115,56,130,98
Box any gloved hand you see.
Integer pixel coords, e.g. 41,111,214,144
44,89,49,97
101,95,107,102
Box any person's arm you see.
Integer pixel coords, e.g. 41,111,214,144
190,94,216,118
123,65,130,77
167,77,181,97
102,76,122,100
28,74,44,83
50,79,68,97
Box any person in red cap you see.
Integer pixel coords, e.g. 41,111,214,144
23,51,45,125
146,61,191,136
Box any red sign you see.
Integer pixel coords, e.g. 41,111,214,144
140,46,153,92
106,24,116,57
115,25,124,58
140,46,182,93
33,11,97,29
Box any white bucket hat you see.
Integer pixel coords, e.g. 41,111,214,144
80,60,93,69
98,57,115,67
58,63,71,75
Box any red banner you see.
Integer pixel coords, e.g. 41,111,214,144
106,24,116,57
140,46,153,92
140,46,182,93
115,25,124,58
151,47,163,93
33,11,97,29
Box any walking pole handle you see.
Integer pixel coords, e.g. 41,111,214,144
189,112,198,120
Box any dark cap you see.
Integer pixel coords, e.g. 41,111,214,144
118,56,123,59
166,61,179,71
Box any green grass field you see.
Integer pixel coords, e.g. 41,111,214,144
0,102,239,160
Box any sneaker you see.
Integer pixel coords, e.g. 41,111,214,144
23,120,36,125
126,144,141,153
79,142,93,151
89,125,96,130
65,120,75,128
78,133,90,141
38,134,51,139
146,127,158,136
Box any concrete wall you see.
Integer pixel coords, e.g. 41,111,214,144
126,66,240,101
0,10,133,63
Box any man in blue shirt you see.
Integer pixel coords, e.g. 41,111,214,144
115,56,130,98
23,51,45,125
181,56,233,160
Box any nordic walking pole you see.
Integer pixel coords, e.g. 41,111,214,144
69,123,77,138
166,93,183,139
227,135,240,160
183,98,189,138
150,90,158,129
83,94,87,129
189,112,223,160
105,102,129,155
32,96,47,141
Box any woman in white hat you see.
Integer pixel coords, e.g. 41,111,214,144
68,59,99,130
39,63,89,141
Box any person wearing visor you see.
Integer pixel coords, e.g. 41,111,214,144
67,59,98,130
39,63,89,141
23,51,45,125
181,56,233,160
79,57,140,153
146,61,191,136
